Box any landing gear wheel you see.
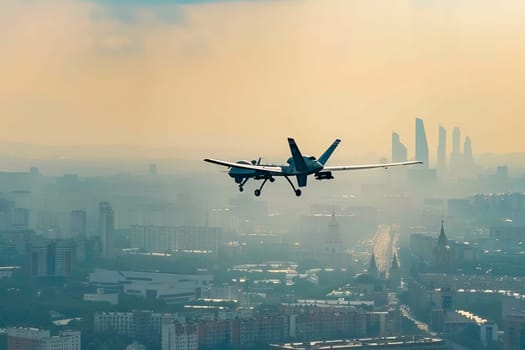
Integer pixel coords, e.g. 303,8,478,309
239,186,244,192
269,177,275,183
254,189,261,197
295,189,302,197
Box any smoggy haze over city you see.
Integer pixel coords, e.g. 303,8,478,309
5,2,525,350
1,0,525,159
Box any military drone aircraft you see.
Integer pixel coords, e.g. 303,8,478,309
204,138,422,197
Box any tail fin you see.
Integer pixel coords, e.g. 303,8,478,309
287,138,307,171
318,139,341,165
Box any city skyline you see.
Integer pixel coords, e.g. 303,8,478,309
2,1,525,349
1,0,525,156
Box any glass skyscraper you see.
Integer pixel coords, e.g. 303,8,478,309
415,118,429,168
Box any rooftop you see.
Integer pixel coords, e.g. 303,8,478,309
270,336,446,349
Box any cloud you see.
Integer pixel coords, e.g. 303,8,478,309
89,2,188,28
90,4,139,23
87,0,284,56
94,34,142,54
88,2,188,55
87,0,276,25
88,0,272,5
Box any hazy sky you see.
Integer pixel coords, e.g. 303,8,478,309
1,0,525,160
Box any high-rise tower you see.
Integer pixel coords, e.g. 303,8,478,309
149,163,157,176
368,252,378,278
324,210,343,255
450,127,462,174
452,127,461,154
462,136,474,177
391,132,408,162
71,210,87,237
321,210,346,266
437,125,447,175
99,202,114,258
464,136,473,165
415,118,429,168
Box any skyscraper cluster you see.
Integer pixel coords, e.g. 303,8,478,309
447,126,475,176
392,118,475,177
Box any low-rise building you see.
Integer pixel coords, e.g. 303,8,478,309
89,268,213,304
83,288,119,305
129,225,221,255
162,323,198,350
94,311,183,342
7,327,80,350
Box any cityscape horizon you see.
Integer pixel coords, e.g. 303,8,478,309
2,1,525,349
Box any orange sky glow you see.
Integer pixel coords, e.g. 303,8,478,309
1,0,525,160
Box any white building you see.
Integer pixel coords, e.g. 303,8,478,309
43,331,81,350
7,327,80,350
94,311,184,340
94,312,134,335
200,285,240,302
89,268,213,304
129,225,221,255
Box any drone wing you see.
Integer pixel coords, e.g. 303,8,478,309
204,158,284,174
324,160,423,171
